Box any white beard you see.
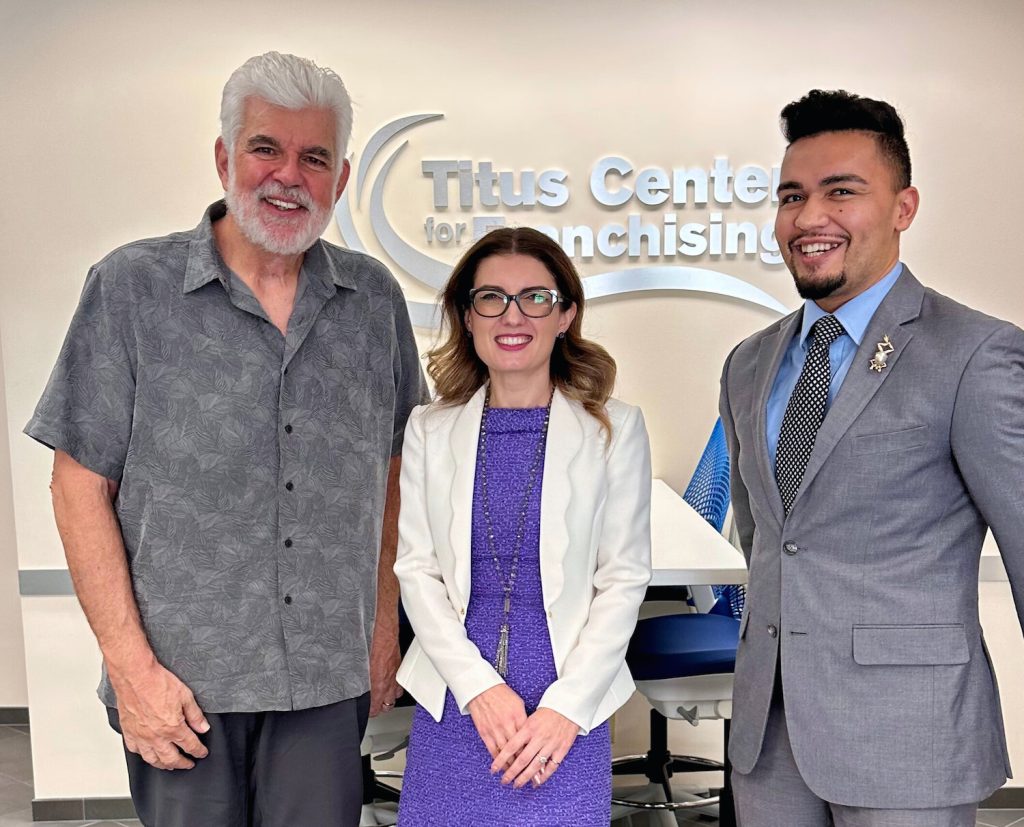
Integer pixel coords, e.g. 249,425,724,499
225,164,333,256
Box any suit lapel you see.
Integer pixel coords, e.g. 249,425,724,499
753,310,803,526
448,385,487,605
788,270,925,513
538,389,584,609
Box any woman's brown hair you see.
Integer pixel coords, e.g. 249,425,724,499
427,227,617,436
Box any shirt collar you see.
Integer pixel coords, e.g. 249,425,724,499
799,262,904,348
183,199,357,295
183,201,230,293
302,232,357,295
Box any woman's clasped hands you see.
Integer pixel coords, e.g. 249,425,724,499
467,684,579,789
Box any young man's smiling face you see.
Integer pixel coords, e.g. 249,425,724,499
775,130,919,311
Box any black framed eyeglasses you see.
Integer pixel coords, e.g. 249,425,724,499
468,287,564,318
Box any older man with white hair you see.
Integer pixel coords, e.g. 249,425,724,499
26,51,427,825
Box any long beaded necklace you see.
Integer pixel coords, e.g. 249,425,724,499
475,384,554,678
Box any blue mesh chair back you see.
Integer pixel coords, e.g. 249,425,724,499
682,419,731,531
682,419,745,619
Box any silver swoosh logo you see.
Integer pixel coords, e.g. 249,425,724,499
335,114,789,327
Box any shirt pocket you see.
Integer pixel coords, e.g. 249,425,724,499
852,623,969,666
849,425,929,455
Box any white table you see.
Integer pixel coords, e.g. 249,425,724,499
649,479,747,587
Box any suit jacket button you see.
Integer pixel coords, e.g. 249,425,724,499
767,624,778,638
783,542,798,556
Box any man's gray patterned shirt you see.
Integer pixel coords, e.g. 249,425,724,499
26,201,428,712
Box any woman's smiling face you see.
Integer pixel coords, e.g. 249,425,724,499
465,253,576,391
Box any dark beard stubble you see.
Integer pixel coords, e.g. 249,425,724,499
792,269,846,301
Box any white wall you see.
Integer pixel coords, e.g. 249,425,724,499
2,0,1023,801
0,331,28,709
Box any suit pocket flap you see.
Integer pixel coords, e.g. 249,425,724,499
850,425,928,455
853,624,969,666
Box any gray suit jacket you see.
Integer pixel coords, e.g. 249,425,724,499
719,268,1024,808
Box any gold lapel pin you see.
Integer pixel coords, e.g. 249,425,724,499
869,335,895,372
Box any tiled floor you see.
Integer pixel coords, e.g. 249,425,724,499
0,725,139,827
0,723,1021,825
626,809,1024,826
977,814,1024,827
625,803,1024,826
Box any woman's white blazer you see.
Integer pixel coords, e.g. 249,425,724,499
394,385,652,735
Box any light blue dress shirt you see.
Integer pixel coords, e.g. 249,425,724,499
766,263,903,467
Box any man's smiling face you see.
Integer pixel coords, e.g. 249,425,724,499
216,98,349,257
775,130,919,311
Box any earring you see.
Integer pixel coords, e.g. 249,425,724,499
467,331,473,338
557,331,566,339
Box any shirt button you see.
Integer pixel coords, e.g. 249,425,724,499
285,481,294,491
783,542,799,556
284,424,293,434
284,538,293,548
284,595,292,605
459,608,465,616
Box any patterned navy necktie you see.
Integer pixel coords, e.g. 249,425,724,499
775,314,846,514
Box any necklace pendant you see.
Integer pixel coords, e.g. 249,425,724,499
495,623,510,678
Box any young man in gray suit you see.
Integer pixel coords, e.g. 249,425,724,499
719,90,1024,826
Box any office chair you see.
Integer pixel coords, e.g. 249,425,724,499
612,419,742,827
683,419,745,620
359,608,416,827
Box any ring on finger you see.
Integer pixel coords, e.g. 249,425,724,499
537,754,549,766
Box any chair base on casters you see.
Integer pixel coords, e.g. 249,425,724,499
360,753,402,826
359,701,412,827
611,711,736,827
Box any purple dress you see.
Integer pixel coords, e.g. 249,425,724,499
398,406,611,826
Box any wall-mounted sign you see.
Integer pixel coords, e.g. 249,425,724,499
334,114,789,327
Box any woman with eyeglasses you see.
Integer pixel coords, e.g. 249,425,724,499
394,227,652,825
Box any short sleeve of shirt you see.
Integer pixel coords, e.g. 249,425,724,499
24,262,137,481
389,281,430,456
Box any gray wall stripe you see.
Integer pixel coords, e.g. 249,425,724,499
981,555,1008,582
17,557,1009,596
18,569,75,596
